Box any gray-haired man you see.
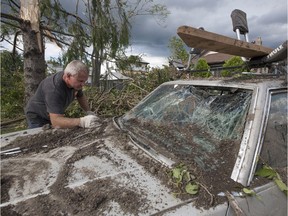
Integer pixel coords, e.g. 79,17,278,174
25,60,98,129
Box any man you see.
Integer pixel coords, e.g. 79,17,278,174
25,60,98,129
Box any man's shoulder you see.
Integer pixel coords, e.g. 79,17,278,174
42,71,64,88
51,71,64,80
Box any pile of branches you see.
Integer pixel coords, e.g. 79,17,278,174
66,67,177,118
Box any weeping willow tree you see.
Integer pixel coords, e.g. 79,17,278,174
40,0,169,86
88,0,130,86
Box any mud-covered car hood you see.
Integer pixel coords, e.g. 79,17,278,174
0,120,228,215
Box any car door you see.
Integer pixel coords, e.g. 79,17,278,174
226,89,287,216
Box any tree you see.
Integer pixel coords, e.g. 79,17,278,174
1,0,46,104
221,56,245,77
194,58,211,77
168,36,189,64
1,50,25,118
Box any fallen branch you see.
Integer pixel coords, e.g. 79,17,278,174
1,117,26,127
225,191,246,216
198,182,215,206
128,82,149,94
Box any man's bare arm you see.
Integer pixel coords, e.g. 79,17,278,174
50,113,80,128
77,94,90,112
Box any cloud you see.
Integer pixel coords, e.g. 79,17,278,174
44,43,63,60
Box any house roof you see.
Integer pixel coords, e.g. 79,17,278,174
47,63,63,74
201,52,233,64
101,71,132,81
169,59,185,70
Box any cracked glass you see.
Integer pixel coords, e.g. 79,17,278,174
118,84,252,170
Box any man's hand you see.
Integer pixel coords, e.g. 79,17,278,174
85,111,100,121
80,115,100,128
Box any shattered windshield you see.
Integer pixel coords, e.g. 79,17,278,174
118,84,252,171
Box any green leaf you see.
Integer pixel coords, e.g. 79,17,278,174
172,163,187,182
242,188,256,196
183,171,191,182
255,166,277,179
255,165,288,196
274,179,288,196
185,183,199,195
172,168,182,180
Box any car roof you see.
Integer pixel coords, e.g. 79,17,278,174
161,78,287,90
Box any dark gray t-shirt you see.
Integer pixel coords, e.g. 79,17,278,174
25,71,83,121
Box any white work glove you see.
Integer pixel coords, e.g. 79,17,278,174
80,115,100,128
85,111,100,121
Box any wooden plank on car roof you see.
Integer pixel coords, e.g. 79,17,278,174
177,25,273,58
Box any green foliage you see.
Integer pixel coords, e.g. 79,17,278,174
242,188,256,196
221,56,245,77
274,179,288,196
168,36,189,64
185,182,199,195
116,55,144,71
169,163,199,196
193,58,211,77
241,187,262,201
1,51,25,119
95,67,172,116
65,83,144,118
47,57,63,66
1,119,27,135
256,165,288,196
144,67,172,92
256,165,278,178
149,4,170,20
65,100,85,118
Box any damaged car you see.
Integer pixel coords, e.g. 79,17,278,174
1,78,287,215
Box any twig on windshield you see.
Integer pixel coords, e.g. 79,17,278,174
198,182,215,206
225,191,246,216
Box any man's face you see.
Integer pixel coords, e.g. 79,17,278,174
67,71,88,90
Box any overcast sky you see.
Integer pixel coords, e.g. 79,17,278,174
2,0,287,68
128,0,287,67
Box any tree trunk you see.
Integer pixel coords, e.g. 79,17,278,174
92,52,101,87
21,20,46,105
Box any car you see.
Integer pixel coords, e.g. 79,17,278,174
1,76,287,216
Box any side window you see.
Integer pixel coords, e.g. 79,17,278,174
260,90,287,168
